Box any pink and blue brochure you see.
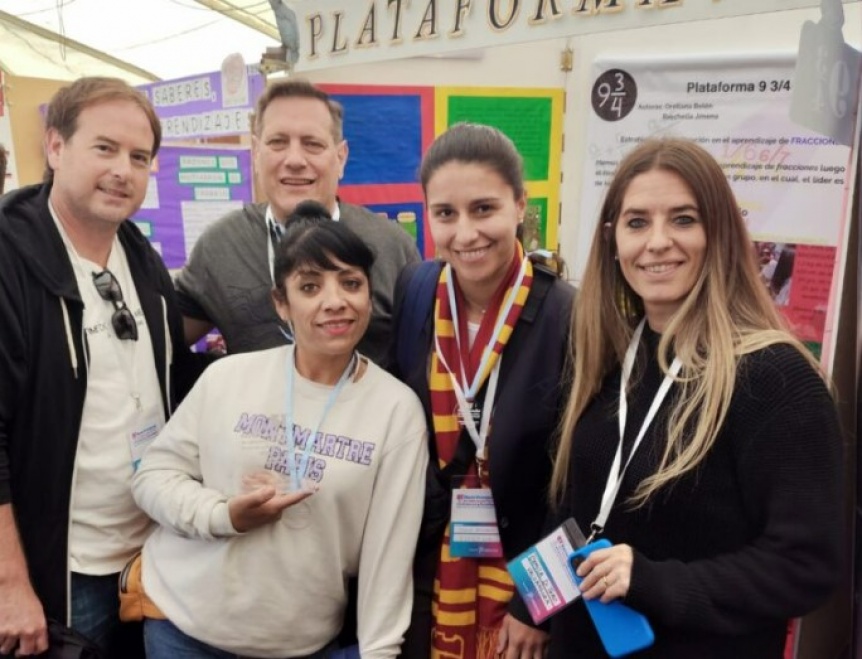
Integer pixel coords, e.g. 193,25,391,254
507,521,582,623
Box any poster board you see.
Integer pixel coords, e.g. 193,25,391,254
137,65,265,139
326,83,564,258
436,85,565,252
0,69,19,192
132,145,254,269
576,53,858,365
324,83,435,256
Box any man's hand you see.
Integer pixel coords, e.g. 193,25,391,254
0,579,48,656
228,485,316,533
496,613,548,659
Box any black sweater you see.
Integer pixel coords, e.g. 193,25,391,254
549,328,843,659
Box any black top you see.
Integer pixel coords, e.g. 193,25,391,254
392,263,575,647
549,326,844,659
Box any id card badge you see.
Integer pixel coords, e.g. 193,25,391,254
129,415,163,472
506,519,582,624
449,475,503,558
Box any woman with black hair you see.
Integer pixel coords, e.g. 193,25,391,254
132,201,428,659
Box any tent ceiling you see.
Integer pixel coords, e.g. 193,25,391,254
0,0,284,82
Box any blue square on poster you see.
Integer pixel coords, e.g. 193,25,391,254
334,95,422,185
365,201,425,255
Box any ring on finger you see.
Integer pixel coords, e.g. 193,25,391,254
601,575,610,588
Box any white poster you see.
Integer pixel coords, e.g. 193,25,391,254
0,69,18,193
576,54,859,365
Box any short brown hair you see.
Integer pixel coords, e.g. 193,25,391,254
44,77,161,180
253,78,344,141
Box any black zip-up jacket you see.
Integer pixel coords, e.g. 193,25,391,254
0,183,205,623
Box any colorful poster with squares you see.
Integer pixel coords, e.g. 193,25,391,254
323,84,435,257
435,86,565,252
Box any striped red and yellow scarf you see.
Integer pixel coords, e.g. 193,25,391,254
429,246,533,659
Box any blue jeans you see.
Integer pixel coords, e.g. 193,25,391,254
144,618,334,659
70,572,144,658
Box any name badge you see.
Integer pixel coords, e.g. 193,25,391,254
449,477,503,558
506,523,581,624
129,415,163,472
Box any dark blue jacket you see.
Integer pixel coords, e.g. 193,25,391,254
392,260,575,650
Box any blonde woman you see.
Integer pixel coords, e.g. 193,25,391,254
549,138,842,658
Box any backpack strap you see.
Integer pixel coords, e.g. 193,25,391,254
521,263,556,323
396,259,443,377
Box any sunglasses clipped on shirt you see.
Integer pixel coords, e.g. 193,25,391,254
91,269,139,341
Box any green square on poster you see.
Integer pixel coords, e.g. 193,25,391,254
447,96,552,181
521,197,548,251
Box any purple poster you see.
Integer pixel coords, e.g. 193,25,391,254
132,145,253,269
138,63,266,139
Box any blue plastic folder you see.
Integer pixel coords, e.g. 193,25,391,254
568,538,655,658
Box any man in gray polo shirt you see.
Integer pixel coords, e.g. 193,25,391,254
176,79,419,366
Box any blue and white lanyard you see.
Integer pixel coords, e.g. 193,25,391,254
589,319,682,541
283,347,356,491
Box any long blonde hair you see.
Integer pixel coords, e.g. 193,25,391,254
550,138,823,505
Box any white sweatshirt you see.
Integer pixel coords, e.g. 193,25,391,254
132,346,428,658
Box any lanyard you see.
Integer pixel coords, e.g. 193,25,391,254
266,205,282,287
443,257,528,400
283,347,356,491
432,256,527,456
267,207,294,343
589,319,682,542
433,341,502,457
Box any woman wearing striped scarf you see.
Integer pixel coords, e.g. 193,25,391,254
395,123,575,659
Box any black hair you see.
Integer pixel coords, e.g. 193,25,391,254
272,200,375,299
770,246,796,298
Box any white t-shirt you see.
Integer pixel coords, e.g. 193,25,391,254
52,212,164,574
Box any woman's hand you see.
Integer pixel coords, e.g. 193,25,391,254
495,613,548,659
575,543,634,604
228,485,316,533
